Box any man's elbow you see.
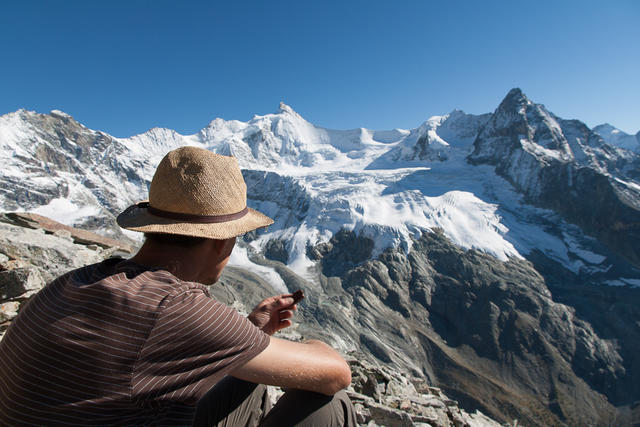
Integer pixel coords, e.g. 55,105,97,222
336,361,352,390
322,360,352,395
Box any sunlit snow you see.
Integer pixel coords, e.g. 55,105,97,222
228,246,288,293
32,198,101,225
1,104,637,288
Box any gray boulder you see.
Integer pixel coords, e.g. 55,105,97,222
0,267,45,300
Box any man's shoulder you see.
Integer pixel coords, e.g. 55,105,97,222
44,258,199,302
98,258,210,299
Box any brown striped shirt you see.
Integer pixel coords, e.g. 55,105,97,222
0,258,270,426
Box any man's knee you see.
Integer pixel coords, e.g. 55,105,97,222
193,378,270,427
261,389,356,427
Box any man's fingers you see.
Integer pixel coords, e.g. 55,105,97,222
279,310,294,319
277,319,292,330
256,296,290,310
277,296,295,308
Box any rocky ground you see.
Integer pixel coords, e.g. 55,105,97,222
0,213,502,427
0,213,132,330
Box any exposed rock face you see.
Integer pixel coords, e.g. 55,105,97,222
242,170,311,226
308,229,375,277
0,214,126,283
468,88,640,267
0,268,45,301
305,229,640,426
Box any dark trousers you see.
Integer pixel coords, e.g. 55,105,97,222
192,376,357,427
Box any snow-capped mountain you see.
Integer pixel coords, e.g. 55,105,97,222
469,88,640,266
1,89,640,426
1,89,638,277
593,123,640,153
469,89,637,177
369,110,491,165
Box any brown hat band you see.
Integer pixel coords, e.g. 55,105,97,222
140,202,249,224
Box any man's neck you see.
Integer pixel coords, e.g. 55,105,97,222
130,237,233,285
130,241,205,282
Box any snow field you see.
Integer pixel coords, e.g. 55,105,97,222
1,102,638,289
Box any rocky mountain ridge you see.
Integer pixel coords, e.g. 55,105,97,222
468,89,640,267
2,90,638,268
301,229,637,426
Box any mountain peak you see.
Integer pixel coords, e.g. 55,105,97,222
491,88,534,120
506,87,525,98
501,88,528,106
50,109,72,119
278,102,296,115
593,123,618,133
446,109,468,120
593,123,640,152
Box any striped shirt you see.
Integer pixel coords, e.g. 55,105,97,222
0,258,270,426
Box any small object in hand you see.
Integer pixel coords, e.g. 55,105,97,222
292,289,304,304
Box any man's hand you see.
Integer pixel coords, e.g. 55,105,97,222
248,294,297,335
238,291,351,396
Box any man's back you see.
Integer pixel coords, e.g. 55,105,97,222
0,258,269,426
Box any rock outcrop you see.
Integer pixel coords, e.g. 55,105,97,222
300,229,638,426
0,213,133,338
345,357,501,427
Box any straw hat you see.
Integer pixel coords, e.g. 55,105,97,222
116,146,273,239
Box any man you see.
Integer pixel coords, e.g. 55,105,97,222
0,146,356,426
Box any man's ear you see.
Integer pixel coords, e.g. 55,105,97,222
208,239,226,256
209,238,234,257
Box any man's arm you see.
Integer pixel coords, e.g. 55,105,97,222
232,293,351,395
229,336,352,396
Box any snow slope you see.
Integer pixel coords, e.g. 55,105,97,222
593,123,640,153
0,92,638,286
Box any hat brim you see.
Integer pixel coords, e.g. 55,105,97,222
116,203,274,240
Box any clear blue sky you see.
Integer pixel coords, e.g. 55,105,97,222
1,0,638,137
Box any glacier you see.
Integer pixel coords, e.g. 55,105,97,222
0,92,638,287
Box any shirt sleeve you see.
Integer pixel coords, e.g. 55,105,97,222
131,287,270,406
